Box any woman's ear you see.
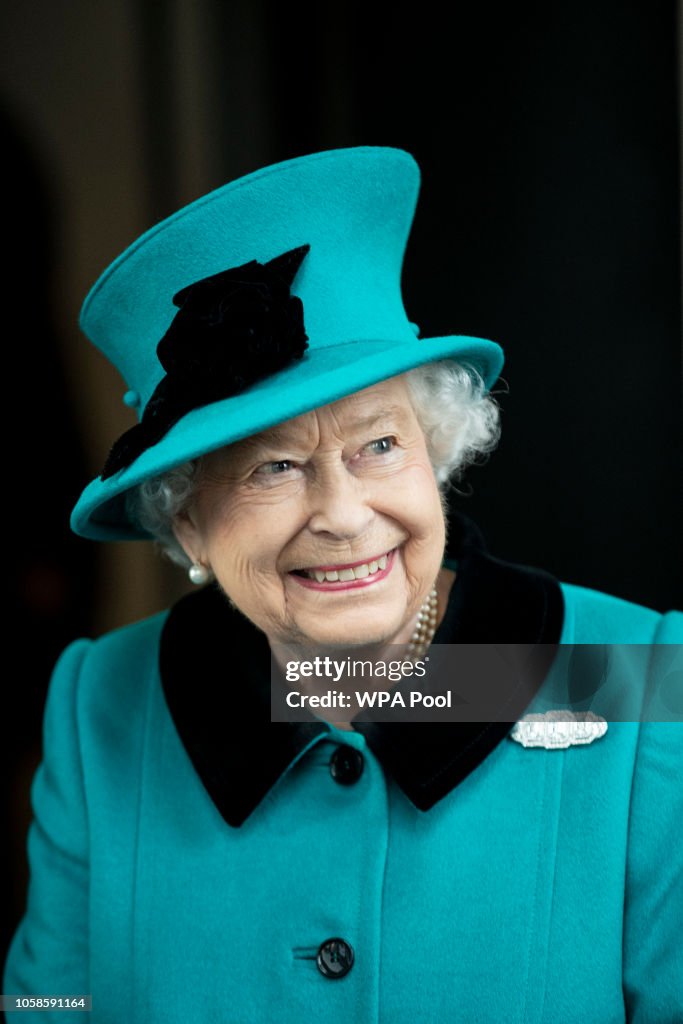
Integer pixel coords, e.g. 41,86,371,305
172,509,204,566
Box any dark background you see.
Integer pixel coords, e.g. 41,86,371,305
1,0,681,978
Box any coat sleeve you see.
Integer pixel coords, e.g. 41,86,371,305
622,610,683,1022
2,638,92,1020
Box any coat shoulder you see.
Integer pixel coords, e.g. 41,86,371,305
89,606,171,660
559,581,682,643
65,606,172,723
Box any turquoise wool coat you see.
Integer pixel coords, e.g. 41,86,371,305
3,513,682,1023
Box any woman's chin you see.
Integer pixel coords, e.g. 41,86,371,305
281,616,405,653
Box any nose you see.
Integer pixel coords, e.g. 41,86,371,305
306,461,374,540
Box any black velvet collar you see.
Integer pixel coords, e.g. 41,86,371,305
159,511,564,827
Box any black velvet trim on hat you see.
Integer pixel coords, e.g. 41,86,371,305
158,510,565,827
100,243,311,480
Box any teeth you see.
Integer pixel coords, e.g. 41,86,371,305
303,550,391,581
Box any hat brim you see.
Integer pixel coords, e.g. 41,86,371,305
70,335,504,541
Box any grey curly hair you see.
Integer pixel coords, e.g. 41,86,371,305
125,359,504,569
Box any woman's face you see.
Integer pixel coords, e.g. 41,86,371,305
173,374,447,650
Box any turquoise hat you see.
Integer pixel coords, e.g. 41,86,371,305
70,145,504,542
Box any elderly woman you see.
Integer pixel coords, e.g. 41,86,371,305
3,146,681,1023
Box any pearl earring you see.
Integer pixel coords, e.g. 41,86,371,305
188,561,210,585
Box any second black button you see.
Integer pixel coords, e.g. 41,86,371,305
317,937,355,978
329,745,364,785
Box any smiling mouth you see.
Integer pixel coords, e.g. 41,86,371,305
291,549,394,583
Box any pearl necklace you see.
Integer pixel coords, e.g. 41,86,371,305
406,584,439,660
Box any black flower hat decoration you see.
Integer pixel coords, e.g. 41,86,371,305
100,243,311,480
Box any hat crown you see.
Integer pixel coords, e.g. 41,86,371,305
80,146,421,412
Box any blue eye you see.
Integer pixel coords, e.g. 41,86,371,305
365,436,396,455
256,460,294,475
